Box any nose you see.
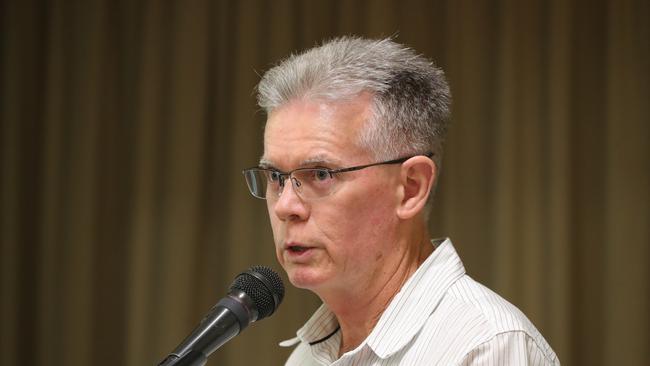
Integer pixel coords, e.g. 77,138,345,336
272,177,309,222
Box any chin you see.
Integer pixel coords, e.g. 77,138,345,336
285,265,328,290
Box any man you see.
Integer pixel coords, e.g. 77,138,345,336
243,37,559,365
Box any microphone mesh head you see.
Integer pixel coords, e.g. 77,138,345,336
230,266,285,320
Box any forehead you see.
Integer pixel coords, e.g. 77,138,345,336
262,95,374,168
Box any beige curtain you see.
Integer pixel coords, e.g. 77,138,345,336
1,0,647,365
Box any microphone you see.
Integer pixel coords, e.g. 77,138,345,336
158,266,285,366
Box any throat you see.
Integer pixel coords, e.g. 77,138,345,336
333,298,387,358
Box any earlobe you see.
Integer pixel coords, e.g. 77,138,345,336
396,157,436,219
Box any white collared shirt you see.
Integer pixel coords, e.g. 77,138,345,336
279,238,560,365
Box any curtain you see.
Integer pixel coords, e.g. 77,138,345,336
1,0,647,365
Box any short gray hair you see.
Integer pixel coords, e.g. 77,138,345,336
257,36,451,172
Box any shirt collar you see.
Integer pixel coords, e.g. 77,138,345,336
278,302,340,346
296,303,340,344
366,238,465,358
280,238,466,360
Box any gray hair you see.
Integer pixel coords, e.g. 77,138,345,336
257,37,451,170
257,37,451,211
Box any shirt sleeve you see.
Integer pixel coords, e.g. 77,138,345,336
459,331,560,366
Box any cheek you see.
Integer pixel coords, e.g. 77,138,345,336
359,178,398,224
352,185,399,245
358,207,398,248
318,182,397,249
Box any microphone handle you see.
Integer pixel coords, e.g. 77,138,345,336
158,297,244,366
160,350,207,366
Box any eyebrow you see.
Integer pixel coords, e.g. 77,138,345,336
258,158,274,168
258,154,338,170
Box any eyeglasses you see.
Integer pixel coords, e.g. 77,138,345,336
242,152,433,201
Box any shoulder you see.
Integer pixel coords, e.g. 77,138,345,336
434,275,559,364
458,331,560,365
446,276,535,334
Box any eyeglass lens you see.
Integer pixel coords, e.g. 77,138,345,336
244,168,335,200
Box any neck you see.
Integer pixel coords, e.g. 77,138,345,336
317,223,433,357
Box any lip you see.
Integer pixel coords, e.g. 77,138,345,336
283,242,316,260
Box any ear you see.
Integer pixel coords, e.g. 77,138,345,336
396,156,436,219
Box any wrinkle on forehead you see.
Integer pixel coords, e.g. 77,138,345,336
262,93,375,169
265,92,375,133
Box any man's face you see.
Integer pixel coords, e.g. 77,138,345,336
262,94,402,295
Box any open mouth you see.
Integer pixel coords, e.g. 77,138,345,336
288,245,309,253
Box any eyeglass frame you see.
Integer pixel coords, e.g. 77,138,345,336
242,151,434,200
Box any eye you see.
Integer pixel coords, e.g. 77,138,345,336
313,169,332,181
268,170,282,182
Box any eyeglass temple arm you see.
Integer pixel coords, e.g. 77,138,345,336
330,152,433,174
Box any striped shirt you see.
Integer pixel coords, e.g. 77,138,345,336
279,238,560,365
